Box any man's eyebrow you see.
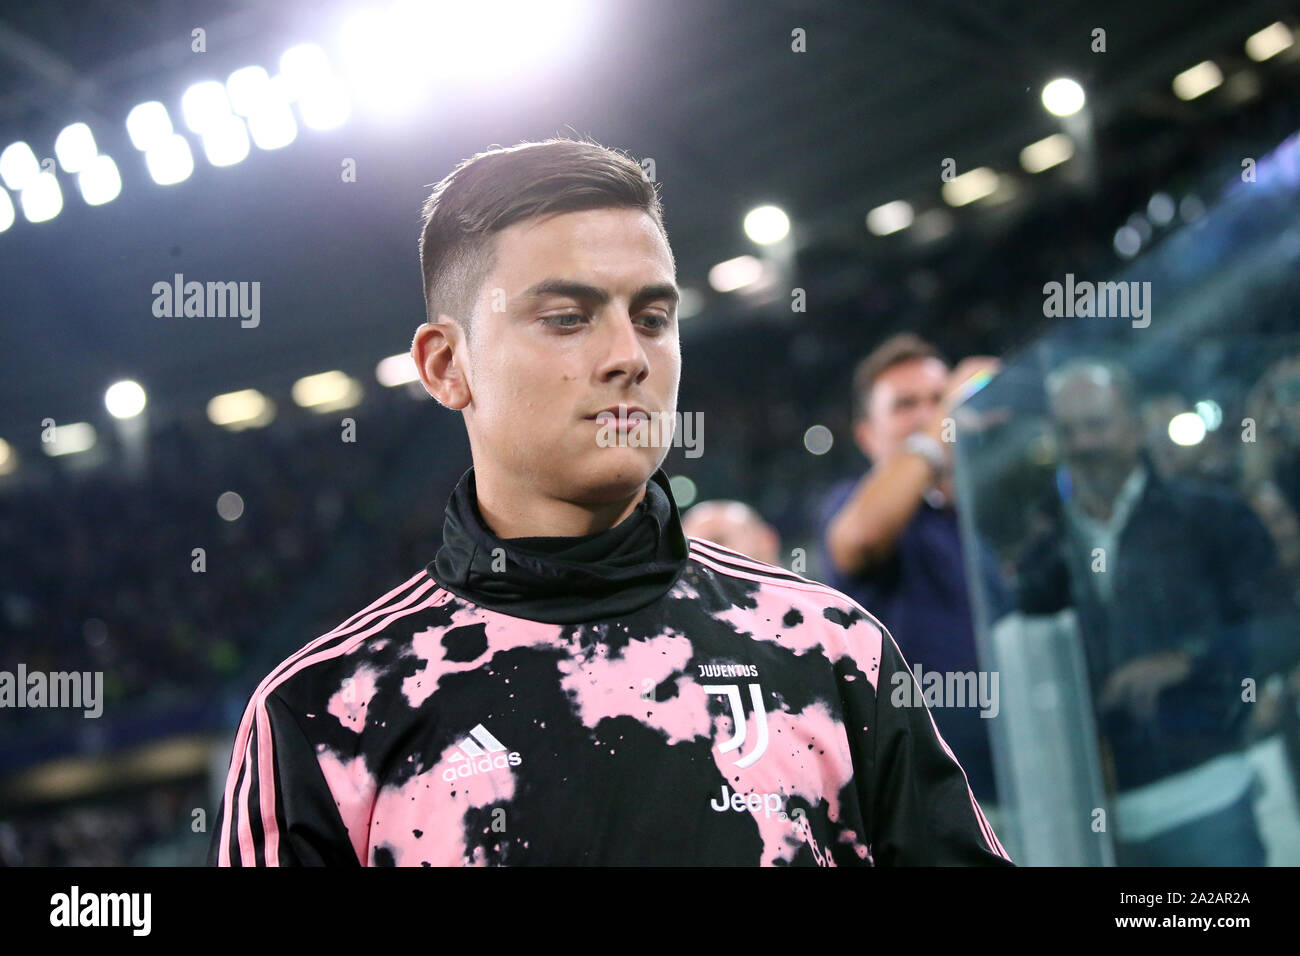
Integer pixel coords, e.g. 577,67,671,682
519,279,680,308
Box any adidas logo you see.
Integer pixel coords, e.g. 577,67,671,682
441,723,522,783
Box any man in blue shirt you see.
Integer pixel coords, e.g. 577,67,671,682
820,334,1001,802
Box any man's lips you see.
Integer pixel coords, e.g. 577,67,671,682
585,405,650,423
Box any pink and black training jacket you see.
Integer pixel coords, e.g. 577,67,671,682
209,467,1013,867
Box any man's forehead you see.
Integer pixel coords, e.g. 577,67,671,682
1053,379,1116,405
494,208,673,274
1051,383,1123,419
876,358,947,394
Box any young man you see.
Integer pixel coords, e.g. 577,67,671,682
209,139,1012,867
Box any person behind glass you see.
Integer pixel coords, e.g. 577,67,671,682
1017,359,1299,866
1243,354,1300,594
820,334,1002,804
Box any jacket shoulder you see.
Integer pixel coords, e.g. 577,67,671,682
685,535,891,641
258,570,449,704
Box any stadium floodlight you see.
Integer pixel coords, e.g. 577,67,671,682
1042,78,1085,116
0,188,13,233
1019,133,1074,173
743,205,790,245
337,0,589,112
126,101,174,151
247,100,298,151
340,0,590,112
339,6,431,114
42,422,96,456
1172,61,1223,100
708,255,763,293
145,134,194,185
376,353,419,387
292,370,362,411
866,199,914,236
105,380,147,419
0,437,14,475
208,389,275,430
200,115,251,167
298,79,351,130
226,66,271,116
1246,22,1293,62
427,0,589,80
941,166,999,206
20,172,62,223
54,122,97,173
78,154,122,205
1168,412,1207,446
181,80,233,133
0,141,40,191
279,43,334,100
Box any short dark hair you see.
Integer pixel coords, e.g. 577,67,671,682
851,333,946,420
418,137,670,344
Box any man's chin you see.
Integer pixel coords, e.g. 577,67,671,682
567,449,663,504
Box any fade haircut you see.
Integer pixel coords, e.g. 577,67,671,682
418,137,671,346
851,333,946,420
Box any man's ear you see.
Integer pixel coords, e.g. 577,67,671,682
412,318,471,410
852,417,874,459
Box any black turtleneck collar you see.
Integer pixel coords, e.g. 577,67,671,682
427,467,690,624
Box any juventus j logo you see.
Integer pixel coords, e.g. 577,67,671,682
703,683,769,768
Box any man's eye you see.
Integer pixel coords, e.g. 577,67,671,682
640,313,670,330
542,313,586,329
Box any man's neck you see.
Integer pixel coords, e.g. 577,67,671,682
1074,463,1143,522
1076,485,1115,521
473,469,648,540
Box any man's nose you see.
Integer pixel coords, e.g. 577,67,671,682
907,405,933,432
600,312,650,383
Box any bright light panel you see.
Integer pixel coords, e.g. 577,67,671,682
126,102,173,151
145,135,194,185
1042,78,1085,116
54,122,97,173
181,80,233,133
78,154,122,205
743,205,790,244
20,172,62,223
1020,133,1074,173
866,200,914,236
0,142,40,191
105,380,147,418
941,166,999,206
1173,61,1223,100
200,115,251,167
